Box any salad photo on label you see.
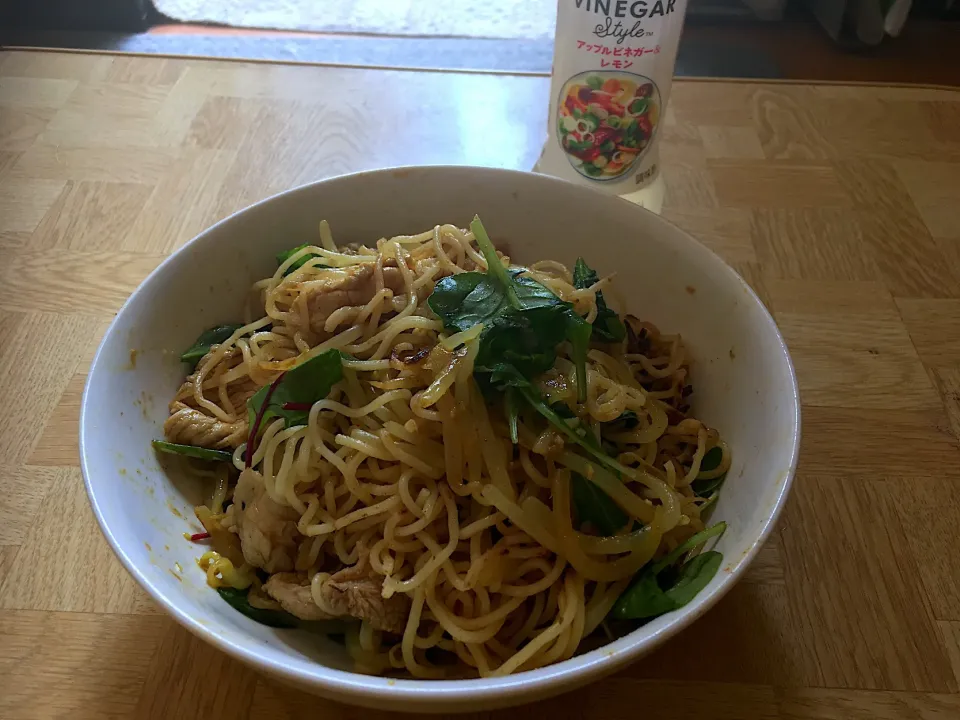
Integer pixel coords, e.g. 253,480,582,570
557,71,662,181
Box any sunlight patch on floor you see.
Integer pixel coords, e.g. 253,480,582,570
154,0,558,40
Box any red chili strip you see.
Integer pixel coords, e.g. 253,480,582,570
245,371,286,468
189,532,211,542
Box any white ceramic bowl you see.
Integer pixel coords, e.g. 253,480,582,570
80,166,799,713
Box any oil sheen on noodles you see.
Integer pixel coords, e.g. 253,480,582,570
165,221,731,678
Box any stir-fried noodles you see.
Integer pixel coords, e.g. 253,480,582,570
154,217,730,678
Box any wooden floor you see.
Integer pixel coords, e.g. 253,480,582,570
1,49,960,718
679,19,960,86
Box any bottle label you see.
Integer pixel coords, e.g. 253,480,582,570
538,0,688,193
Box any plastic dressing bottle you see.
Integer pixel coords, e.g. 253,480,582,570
535,0,689,214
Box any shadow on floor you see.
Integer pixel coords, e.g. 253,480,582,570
3,12,960,85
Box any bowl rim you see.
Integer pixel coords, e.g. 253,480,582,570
80,165,800,707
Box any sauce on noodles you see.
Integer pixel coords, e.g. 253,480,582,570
154,217,731,678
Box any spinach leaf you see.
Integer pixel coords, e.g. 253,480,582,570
690,446,727,497
247,349,344,434
428,272,500,333
277,244,328,275
152,440,233,463
428,216,590,402
428,219,630,530
665,551,724,607
656,522,726,576
180,324,244,370
699,445,723,473
478,303,588,383
429,272,518,332
217,586,299,628
612,522,726,620
573,258,626,343
691,476,725,498
612,569,677,619
572,472,628,535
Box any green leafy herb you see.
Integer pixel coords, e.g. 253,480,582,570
629,98,649,115
277,244,328,275
690,446,727,497
565,137,593,153
180,324,244,371
665,551,723,607
428,272,533,337
586,75,604,90
614,569,680,619
217,586,299,628
612,522,726,620
427,218,635,539
470,219,592,398
481,304,590,391
428,216,591,403
572,472,628,535
152,440,233,463
700,445,723,472
246,349,344,433
573,258,626,343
